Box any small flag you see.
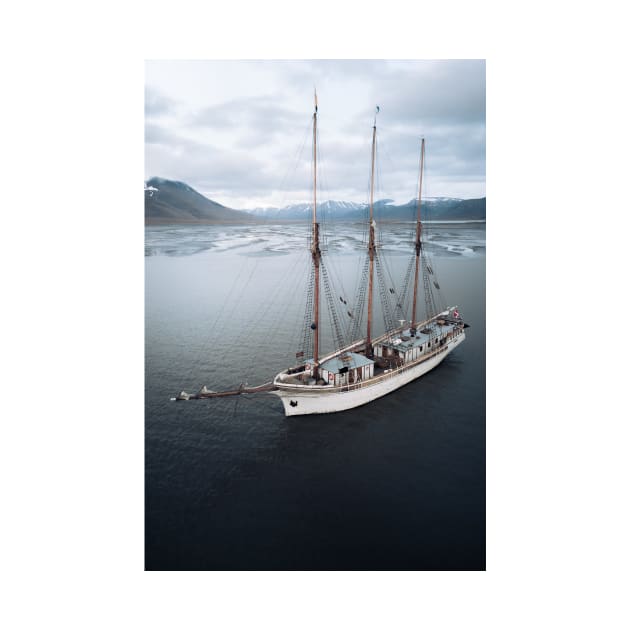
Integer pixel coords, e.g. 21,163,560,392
453,309,460,319
296,350,304,358
314,89,318,112
376,105,380,113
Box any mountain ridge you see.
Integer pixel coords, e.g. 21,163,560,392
145,177,485,224
247,196,485,221
145,177,260,224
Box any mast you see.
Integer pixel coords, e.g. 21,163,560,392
366,108,378,357
411,137,425,332
311,92,321,379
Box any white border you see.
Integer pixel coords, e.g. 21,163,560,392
2,1,628,629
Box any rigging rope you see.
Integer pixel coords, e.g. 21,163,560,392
320,258,347,353
396,254,416,322
300,260,316,360
375,252,397,336
349,254,370,342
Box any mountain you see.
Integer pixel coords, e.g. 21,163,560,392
248,199,366,220
144,178,259,224
246,196,485,221
144,177,485,223
388,197,486,221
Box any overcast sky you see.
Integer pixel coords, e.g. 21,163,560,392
145,60,485,209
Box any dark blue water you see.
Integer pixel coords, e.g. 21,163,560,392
145,222,485,570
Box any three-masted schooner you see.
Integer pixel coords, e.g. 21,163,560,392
175,96,467,415
271,98,466,416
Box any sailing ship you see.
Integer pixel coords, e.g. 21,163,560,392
176,97,467,415
271,98,466,416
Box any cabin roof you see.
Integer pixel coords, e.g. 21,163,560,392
377,323,456,352
307,351,374,374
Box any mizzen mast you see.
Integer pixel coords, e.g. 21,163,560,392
311,91,321,379
411,137,425,333
365,106,378,357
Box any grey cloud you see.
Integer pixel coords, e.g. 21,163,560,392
145,122,177,144
144,126,273,196
290,59,485,125
382,122,485,173
378,60,486,125
145,87,176,117
145,60,485,205
191,96,305,132
285,59,387,81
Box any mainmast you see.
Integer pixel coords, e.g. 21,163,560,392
365,107,378,357
411,138,425,333
311,92,321,379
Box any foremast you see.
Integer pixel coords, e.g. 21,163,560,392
365,108,378,357
311,92,321,379
411,137,425,333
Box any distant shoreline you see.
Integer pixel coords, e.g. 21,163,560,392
145,218,260,226
145,219,486,227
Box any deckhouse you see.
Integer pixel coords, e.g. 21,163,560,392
306,352,374,386
374,322,459,364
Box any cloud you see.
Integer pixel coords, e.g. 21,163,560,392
144,121,278,201
191,96,304,131
376,60,486,125
145,60,485,206
144,122,175,144
144,87,175,118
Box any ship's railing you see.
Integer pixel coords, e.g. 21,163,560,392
307,309,460,366
338,331,464,393
277,328,464,395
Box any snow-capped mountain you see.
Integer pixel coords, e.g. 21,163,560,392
144,177,260,224
245,197,484,221
248,200,368,219
144,177,485,223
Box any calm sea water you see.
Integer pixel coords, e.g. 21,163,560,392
145,222,485,570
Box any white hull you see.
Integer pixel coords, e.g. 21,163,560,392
273,332,465,416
